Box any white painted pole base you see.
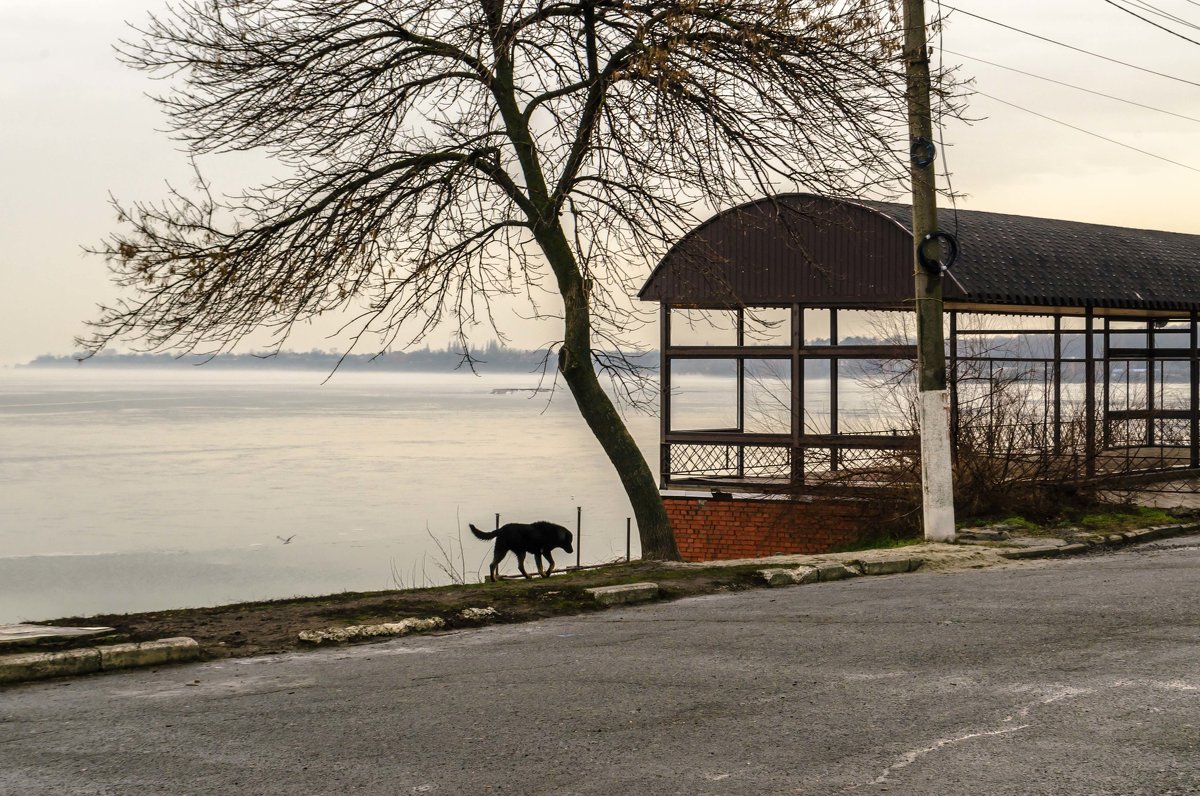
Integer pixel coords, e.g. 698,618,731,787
918,388,956,542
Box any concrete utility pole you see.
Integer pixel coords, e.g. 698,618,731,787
902,0,956,542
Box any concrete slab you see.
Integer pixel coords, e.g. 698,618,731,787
0,624,114,649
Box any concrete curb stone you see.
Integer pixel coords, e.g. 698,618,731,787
98,638,202,670
995,523,1199,559
760,557,924,587
6,524,1192,685
0,637,200,686
758,566,820,587
863,558,923,576
815,563,856,582
586,582,660,605
0,648,100,685
999,545,1071,560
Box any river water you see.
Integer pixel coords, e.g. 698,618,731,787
1,369,670,622
0,366,918,622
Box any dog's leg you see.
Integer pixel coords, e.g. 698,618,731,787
544,552,555,578
490,544,508,583
534,552,545,578
515,552,531,579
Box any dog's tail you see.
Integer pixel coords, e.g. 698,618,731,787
469,524,498,540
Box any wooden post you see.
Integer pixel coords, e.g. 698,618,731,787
903,0,955,542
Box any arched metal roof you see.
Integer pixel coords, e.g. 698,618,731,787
639,193,1200,313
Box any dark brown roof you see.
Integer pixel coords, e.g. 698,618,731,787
639,193,1200,313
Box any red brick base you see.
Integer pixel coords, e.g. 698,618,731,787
664,494,901,562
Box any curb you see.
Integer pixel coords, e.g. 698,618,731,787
998,523,1199,560
759,557,924,588
0,637,201,686
586,582,660,605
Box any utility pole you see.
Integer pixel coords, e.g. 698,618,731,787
902,0,956,542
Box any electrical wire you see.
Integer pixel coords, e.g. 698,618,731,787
942,48,1200,124
1101,0,1200,46
942,5,1200,88
933,1,960,241
973,89,1200,174
1126,0,1200,31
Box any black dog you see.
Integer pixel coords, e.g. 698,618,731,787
469,521,574,582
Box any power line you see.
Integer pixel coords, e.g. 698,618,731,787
942,48,1200,124
942,5,1200,89
1102,0,1200,46
974,89,1200,174
934,0,959,240
1123,0,1200,32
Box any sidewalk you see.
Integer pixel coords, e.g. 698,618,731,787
3,519,1196,687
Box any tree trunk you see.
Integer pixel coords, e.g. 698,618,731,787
485,46,680,561
540,227,680,561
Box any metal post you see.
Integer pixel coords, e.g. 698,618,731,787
576,505,582,569
1190,311,1198,468
903,0,954,542
1053,315,1062,453
830,309,840,472
1103,318,1111,448
495,513,500,530
736,307,746,478
626,517,632,562
791,304,804,486
660,304,672,488
1146,318,1156,446
949,310,959,458
1085,306,1096,477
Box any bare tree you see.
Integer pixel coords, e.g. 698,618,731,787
84,0,938,560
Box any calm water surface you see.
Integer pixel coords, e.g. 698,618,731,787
0,366,893,622
0,368,665,622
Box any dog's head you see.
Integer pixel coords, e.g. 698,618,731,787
557,526,574,554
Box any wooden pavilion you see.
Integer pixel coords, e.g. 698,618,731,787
639,194,1200,559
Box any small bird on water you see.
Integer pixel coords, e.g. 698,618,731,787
276,535,296,544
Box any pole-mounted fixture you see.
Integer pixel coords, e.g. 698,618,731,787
917,231,959,273
910,137,937,167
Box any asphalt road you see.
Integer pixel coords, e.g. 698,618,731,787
3,536,1200,796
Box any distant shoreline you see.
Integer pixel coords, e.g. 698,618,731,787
19,348,561,374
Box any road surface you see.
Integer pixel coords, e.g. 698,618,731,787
3,536,1199,795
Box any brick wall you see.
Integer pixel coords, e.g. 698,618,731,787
664,494,898,562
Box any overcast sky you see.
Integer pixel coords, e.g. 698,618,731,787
3,0,1200,366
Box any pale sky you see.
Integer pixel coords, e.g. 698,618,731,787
2,0,1200,366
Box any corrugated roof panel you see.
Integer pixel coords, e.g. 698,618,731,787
640,193,1200,312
